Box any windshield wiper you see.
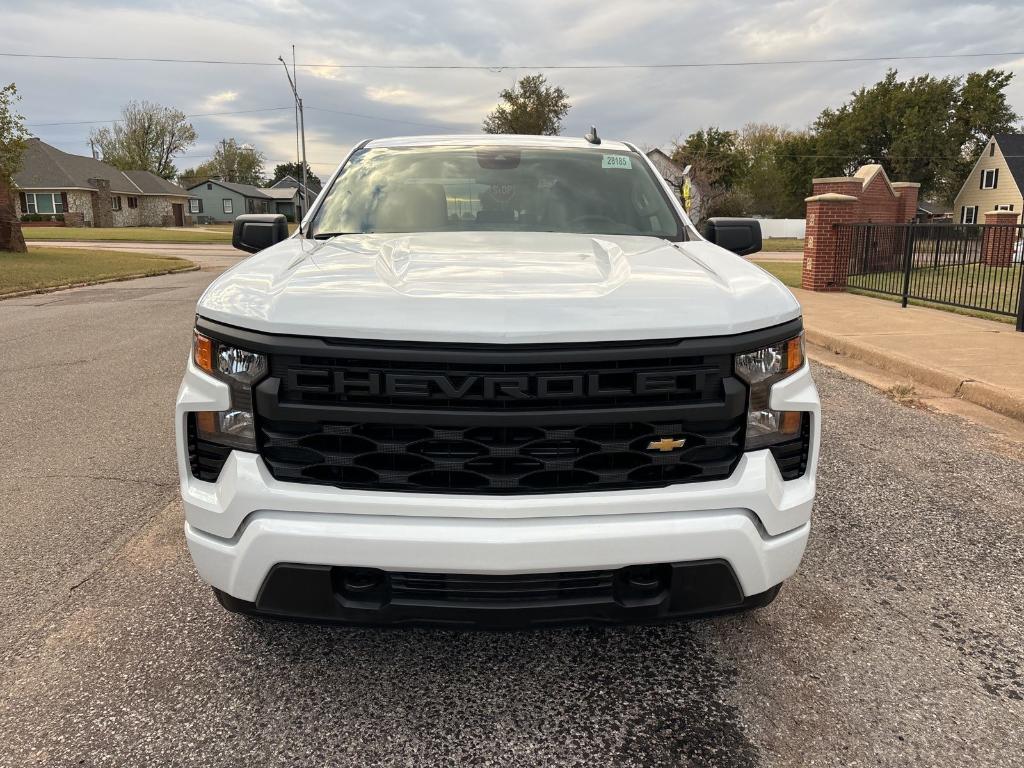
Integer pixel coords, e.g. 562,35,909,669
312,231,367,239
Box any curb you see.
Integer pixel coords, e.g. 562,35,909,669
807,328,1024,422
0,264,200,301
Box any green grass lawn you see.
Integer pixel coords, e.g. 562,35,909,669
760,238,804,252
22,226,232,243
755,260,802,287
1,248,195,296
756,259,1021,325
22,222,299,244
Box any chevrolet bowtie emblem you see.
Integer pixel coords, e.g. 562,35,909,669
647,437,687,452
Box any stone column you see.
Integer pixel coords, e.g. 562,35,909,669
88,178,113,228
801,193,861,292
981,211,1020,267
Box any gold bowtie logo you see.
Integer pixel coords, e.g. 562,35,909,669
647,437,687,452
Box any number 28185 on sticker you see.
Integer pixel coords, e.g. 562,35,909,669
601,155,633,170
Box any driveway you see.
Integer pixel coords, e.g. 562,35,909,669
0,272,1021,767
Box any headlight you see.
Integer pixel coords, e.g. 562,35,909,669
735,333,804,450
192,330,267,451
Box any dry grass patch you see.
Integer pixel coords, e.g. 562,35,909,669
1,248,194,296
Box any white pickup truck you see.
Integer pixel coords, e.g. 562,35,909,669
176,134,819,627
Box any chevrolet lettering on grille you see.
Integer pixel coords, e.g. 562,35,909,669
287,369,705,401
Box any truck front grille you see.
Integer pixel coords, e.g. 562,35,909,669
388,570,616,604
258,416,744,494
194,318,805,495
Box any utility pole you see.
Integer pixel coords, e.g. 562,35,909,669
279,47,310,236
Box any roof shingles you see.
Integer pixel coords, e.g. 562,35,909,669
995,133,1024,194
14,138,190,197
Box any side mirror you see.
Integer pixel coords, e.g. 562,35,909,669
703,218,762,256
232,214,289,254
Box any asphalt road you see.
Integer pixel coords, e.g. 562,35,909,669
1,270,1022,767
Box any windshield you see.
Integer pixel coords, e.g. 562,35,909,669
310,145,683,240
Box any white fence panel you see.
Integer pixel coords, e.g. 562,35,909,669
756,219,806,239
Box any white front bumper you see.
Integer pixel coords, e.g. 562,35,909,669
176,358,820,603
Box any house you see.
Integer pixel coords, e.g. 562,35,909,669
271,174,320,197
13,138,194,227
187,176,318,222
916,200,953,222
269,175,320,220
645,147,700,220
645,149,685,190
262,186,304,221
185,179,274,223
952,134,1024,224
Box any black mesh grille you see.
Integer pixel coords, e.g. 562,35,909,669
186,414,232,482
258,416,743,494
769,415,811,481
389,570,615,603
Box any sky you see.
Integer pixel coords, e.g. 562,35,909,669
3,0,1024,181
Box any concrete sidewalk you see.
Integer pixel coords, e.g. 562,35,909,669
793,288,1024,421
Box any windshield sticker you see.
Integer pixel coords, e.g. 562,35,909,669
602,155,632,170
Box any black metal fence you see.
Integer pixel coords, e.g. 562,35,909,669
841,222,1024,331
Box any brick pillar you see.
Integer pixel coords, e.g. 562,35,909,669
981,211,1020,267
892,182,920,223
811,177,861,198
88,178,113,228
801,193,861,292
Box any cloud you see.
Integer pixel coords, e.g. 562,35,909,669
7,0,1023,171
204,90,239,108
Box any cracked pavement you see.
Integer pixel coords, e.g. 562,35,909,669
0,270,1021,767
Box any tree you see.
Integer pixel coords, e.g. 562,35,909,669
771,130,820,216
0,82,29,253
179,139,266,188
813,69,1019,201
671,127,748,223
89,101,197,180
271,161,321,191
728,123,818,218
482,74,570,136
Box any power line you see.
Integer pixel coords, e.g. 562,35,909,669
25,105,293,127
28,105,459,131
3,50,1024,71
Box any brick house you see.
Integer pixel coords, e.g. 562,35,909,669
13,138,194,227
951,134,1024,224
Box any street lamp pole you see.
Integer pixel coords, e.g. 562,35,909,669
279,47,310,236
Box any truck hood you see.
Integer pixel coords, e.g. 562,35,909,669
197,232,800,343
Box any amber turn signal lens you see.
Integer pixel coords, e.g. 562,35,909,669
785,336,804,374
195,410,218,436
193,331,213,373
779,410,803,437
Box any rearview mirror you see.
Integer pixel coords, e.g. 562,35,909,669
703,218,762,256
232,214,289,254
